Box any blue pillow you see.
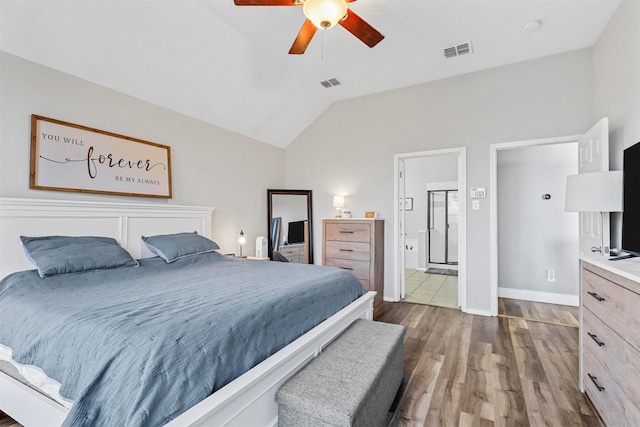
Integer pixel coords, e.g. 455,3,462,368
20,236,139,278
141,232,220,263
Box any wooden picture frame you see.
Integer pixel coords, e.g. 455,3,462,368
30,115,172,198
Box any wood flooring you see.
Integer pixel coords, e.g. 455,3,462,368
498,298,580,328
0,300,599,427
377,301,602,426
0,412,19,427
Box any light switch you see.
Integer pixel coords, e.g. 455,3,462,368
472,200,480,210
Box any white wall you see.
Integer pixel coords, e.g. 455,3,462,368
593,0,640,249
0,52,285,255
404,155,458,239
497,143,578,298
285,48,594,312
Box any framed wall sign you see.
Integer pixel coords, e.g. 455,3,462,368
30,115,172,198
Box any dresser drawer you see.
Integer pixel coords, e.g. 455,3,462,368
583,308,626,383
582,269,625,333
325,222,371,243
279,246,301,256
623,342,640,409
583,347,626,427
625,289,640,352
626,397,640,427
325,241,370,261
324,258,370,281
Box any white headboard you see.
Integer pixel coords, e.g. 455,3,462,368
0,198,215,279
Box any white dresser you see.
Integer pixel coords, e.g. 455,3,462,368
580,256,640,426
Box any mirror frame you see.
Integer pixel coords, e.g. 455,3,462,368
267,189,313,263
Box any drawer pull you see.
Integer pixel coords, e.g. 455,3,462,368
588,374,605,392
587,291,605,302
339,249,354,252
340,267,353,271
339,231,354,234
587,332,605,347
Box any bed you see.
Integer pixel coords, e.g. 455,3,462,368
0,198,376,426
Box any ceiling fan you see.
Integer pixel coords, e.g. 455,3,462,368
234,0,385,54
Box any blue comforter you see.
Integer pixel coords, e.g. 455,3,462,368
0,252,365,426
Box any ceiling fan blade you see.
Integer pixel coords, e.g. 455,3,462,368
339,9,384,48
234,0,299,5
289,20,317,54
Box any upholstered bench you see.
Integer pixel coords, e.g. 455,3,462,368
276,319,405,427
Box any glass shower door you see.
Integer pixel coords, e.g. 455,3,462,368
428,190,459,265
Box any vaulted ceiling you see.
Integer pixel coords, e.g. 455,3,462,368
0,0,621,147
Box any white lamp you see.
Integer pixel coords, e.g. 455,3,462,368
333,195,345,218
303,0,347,29
565,171,623,255
237,230,247,257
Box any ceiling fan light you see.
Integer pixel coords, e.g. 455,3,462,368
303,0,347,29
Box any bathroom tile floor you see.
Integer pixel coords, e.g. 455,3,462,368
403,269,458,309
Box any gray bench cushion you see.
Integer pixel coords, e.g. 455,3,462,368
276,319,405,427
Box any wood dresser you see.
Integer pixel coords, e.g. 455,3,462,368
322,219,384,308
580,257,640,426
279,244,305,263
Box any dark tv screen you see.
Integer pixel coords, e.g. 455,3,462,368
288,220,305,244
623,141,640,256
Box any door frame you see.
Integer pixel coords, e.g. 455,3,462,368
393,147,467,312
489,134,580,316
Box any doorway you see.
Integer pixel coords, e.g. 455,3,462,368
427,187,459,269
496,143,579,305
489,119,609,316
393,148,467,312
489,136,579,315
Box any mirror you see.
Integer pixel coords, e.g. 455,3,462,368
267,189,313,264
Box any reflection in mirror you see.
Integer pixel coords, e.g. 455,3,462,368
267,189,313,264
271,217,281,252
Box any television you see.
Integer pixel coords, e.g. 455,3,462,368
287,220,306,244
622,141,640,258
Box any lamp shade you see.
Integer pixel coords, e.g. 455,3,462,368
238,230,247,246
565,171,623,213
303,0,347,29
333,195,345,208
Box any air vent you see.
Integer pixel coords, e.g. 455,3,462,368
444,41,473,59
320,77,342,88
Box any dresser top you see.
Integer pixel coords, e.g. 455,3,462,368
322,218,383,221
581,255,640,284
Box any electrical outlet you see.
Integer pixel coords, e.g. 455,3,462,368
472,200,480,210
547,269,556,282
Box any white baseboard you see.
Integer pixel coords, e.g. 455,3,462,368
463,308,492,317
498,287,578,307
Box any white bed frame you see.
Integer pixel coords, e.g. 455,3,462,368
0,198,375,427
